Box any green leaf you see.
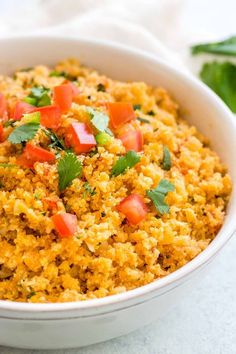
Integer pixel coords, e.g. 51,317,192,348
83,182,96,196
3,119,16,128
0,163,18,168
137,117,150,123
162,146,171,171
49,70,67,77
191,36,236,56
146,178,174,215
133,104,142,110
58,152,82,191
111,150,140,177
200,61,236,112
95,132,112,145
43,129,66,151
8,112,40,144
97,83,106,92
87,107,109,133
25,87,51,107
147,110,155,116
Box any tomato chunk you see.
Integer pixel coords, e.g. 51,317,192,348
51,212,77,238
36,105,61,130
0,93,7,119
66,122,96,154
0,122,5,142
13,101,35,120
120,129,143,152
24,143,55,163
53,84,73,113
117,194,147,225
107,102,135,129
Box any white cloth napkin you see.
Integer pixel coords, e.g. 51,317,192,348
0,0,235,72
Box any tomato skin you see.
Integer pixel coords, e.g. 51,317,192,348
120,129,143,152
117,194,147,225
24,143,55,163
107,102,135,129
0,122,5,142
0,93,7,120
53,84,73,113
13,102,35,120
36,105,61,130
51,212,77,238
66,122,96,154
68,82,80,98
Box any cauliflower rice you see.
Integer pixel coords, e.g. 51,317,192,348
0,58,231,303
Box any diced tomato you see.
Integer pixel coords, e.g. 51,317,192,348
117,194,147,225
16,152,34,168
51,212,77,238
0,93,7,119
66,122,96,154
68,82,80,98
43,198,58,210
0,122,5,142
107,102,135,129
53,84,73,113
120,129,143,152
24,143,55,163
36,105,61,130
13,101,35,120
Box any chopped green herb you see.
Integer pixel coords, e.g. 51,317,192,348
27,291,36,299
137,117,150,123
19,67,33,72
25,86,51,107
8,112,40,144
3,119,16,128
83,182,96,196
0,163,18,168
147,110,155,116
162,146,172,171
97,83,106,92
191,36,236,56
43,129,66,151
147,179,174,215
111,150,141,177
23,96,37,106
95,132,112,145
133,104,142,110
58,152,82,191
87,107,109,133
49,70,67,77
33,193,41,200
88,148,98,157
200,61,236,112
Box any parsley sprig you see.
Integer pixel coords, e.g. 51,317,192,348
111,151,140,177
58,152,82,191
147,179,174,215
8,112,40,144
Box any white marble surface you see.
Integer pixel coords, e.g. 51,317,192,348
0,235,235,354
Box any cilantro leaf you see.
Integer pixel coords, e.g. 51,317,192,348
3,119,16,128
162,146,171,171
95,132,112,145
49,70,67,77
0,163,18,168
97,83,106,92
200,61,236,112
191,36,236,56
8,112,40,144
25,87,51,107
137,117,150,123
87,107,109,133
111,150,140,177
58,152,82,191
83,182,96,196
133,104,142,110
146,179,174,215
43,129,66,151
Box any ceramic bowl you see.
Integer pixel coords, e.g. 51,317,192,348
0,36,235,349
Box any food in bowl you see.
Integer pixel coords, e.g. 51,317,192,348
0,58,231,303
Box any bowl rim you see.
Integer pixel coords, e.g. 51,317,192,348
0,35,235,314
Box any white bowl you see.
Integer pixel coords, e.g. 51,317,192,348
0,36,236,350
